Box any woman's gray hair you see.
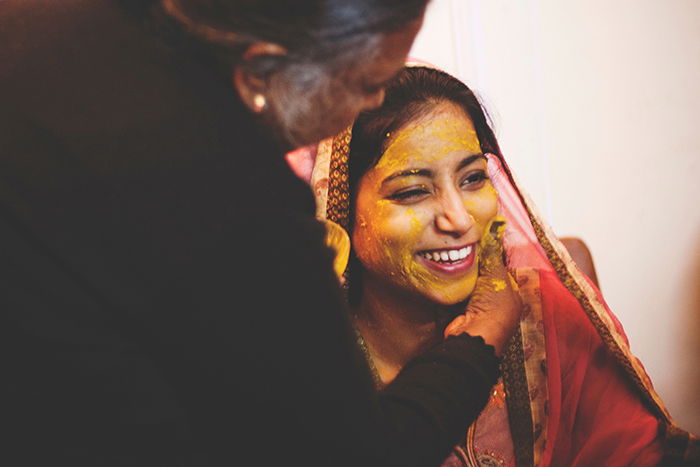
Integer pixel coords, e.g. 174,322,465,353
149,0,429,147
158,0,428,77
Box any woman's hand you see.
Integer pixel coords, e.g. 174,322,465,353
444,218,522,357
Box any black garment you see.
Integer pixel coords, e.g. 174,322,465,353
0,2,500,466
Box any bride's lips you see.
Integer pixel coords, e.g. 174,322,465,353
416,243,477,275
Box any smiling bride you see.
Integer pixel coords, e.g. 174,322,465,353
311,65,698,466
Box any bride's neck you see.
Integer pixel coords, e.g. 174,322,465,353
353,281,460,385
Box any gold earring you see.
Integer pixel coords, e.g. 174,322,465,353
253,94,266,112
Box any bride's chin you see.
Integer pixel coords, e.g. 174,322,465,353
429,285,477,308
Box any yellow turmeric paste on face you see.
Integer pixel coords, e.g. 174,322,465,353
352,103,499,305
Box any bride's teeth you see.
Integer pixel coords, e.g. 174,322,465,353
422,246,474,263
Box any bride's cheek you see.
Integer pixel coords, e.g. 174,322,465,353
473,187,500,230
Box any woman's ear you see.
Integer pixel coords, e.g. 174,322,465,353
232,42,287,113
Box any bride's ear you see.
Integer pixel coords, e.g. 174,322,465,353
232,42,287,113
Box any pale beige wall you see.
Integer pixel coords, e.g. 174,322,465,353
411,0,700,433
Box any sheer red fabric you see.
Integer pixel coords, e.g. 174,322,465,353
481,153,665,466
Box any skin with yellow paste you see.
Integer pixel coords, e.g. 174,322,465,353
351,102,500,384
353,101,499,306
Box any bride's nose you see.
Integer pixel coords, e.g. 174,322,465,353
434,189,474,236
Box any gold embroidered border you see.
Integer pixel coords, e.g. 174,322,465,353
325,126,352,231
514,269,548,466
502,326,534,467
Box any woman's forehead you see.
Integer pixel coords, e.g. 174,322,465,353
376,103,481,169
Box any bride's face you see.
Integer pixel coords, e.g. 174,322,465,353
352,102,499,305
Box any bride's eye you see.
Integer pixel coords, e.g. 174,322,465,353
387,187,430,203
460,170,488,190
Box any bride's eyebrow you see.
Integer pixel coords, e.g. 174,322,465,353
380,154,486,186
456,154,486,172
381,168,432,186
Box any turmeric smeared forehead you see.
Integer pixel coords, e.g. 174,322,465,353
376,103,482,173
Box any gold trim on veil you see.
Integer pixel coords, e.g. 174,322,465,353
311,127,352,282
